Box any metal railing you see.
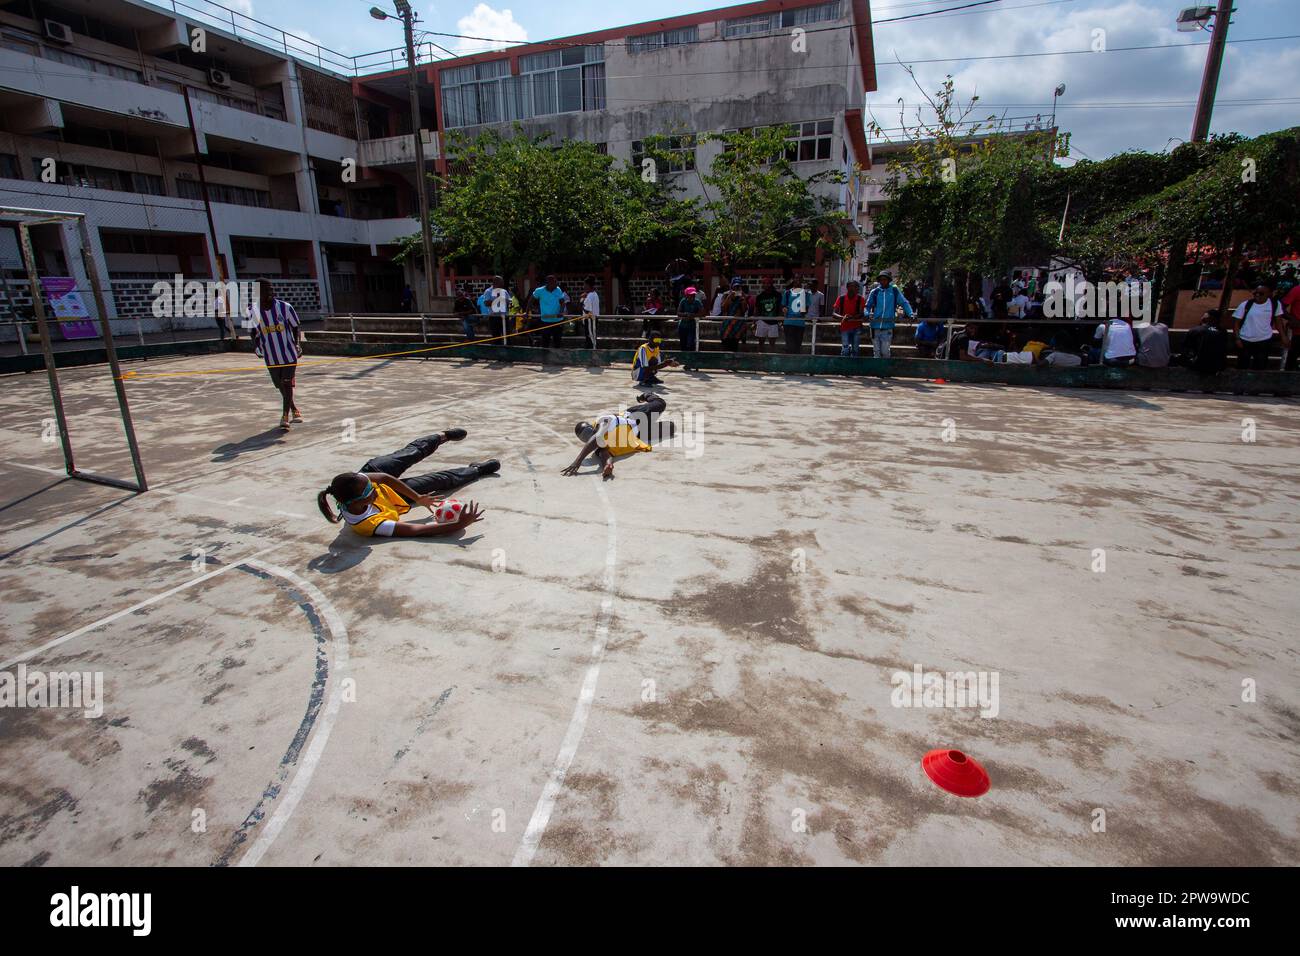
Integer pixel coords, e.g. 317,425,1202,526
154,0,444,76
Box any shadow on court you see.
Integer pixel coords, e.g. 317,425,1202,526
308,527,486,574
212,427,290,463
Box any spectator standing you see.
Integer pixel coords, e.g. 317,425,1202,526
452,284,476,341
1280,279,1300,371
990,278,1013,320
1008,288,1031,320
400,284,414,312
580,275,600,349
719,277,750,352
865,271,913,359
781,277,808,354
753,277,782,353
1233,283,1285,370
834,280,867,357
676,284,704,352
530,274,569,349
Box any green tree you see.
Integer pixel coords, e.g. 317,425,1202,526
692,125,854,276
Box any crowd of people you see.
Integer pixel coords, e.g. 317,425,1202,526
433,263,1300,372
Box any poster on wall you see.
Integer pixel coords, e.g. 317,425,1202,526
39,277,99,339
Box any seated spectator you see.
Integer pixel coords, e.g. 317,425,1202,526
914,318,946,358
1094,317,1137,367
1040,346,1083,367
1180,309,1229,374
1136,321,1171,368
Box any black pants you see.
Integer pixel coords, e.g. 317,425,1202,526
539,322,564,348
360,434,479,496
577,395,669,445
721,337,741,352
1284,341,1299,372
783,324,804,354
1238,339,1272,370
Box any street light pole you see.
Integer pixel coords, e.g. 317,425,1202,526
374,3,437,308
1190,0,1234,143
1157,2,1235,326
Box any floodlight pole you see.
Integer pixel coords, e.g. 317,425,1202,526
1191,0,1234,142
398,2,437,308
1157,0,1234,327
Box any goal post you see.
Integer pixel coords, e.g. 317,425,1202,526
3,205,147,492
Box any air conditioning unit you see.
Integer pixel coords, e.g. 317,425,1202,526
208,68,231,89
44,19,74,44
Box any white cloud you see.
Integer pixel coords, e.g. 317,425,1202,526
866,0,1300,160
454,4,528,54
226,0,254,17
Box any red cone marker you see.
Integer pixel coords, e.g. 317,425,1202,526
922,748,989,797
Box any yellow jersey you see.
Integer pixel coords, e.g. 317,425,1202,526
340,482,411,536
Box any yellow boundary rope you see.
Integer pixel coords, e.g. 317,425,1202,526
118,313,601,381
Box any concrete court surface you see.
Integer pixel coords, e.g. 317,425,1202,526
0,352,1297,867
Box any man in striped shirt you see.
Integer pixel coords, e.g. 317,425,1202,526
247,279,302,430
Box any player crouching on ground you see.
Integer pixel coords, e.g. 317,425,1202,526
317,428,496,537
562,393,672,481
632,331,678,386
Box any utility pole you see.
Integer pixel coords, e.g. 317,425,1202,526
1157,1,1234,326
371,3,437,307
1191,0,1234,142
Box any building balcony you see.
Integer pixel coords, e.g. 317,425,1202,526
359,133,440,168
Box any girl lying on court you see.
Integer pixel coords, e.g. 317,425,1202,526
561,393,671,481
317,428,499,537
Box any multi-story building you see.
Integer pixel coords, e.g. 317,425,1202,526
358,0,877,297
0,0,876,333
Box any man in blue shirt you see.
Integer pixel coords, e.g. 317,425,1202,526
781,277,808,354
865,271,913,359
530,274,569,349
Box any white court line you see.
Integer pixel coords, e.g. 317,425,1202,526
511,422,619,867
237,559,351,868
0,543,282,670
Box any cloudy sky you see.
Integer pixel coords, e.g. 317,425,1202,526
245,0,1300,160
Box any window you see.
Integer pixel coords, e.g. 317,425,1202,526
627,26,699,54
441,45,605,128
176,178,271,208
0,153,21,179
44,47,142,82
632,135,696,175
724,2,842,38
724,120,834,162
33,160,164,194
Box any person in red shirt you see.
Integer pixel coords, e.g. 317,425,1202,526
1281,282,1300,371
833,280,867,356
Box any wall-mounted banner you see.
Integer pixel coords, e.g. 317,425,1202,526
40,277,98,339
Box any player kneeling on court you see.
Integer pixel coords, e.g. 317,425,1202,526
632,331,678,386
562,393,671,481
317,428,497,537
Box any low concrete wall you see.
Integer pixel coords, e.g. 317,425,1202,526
6,338,1294,397
288,339,1300,397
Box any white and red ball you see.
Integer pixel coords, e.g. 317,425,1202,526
433,499,464,525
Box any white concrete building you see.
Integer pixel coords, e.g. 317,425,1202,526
0,0,423,333
0,0,878,332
